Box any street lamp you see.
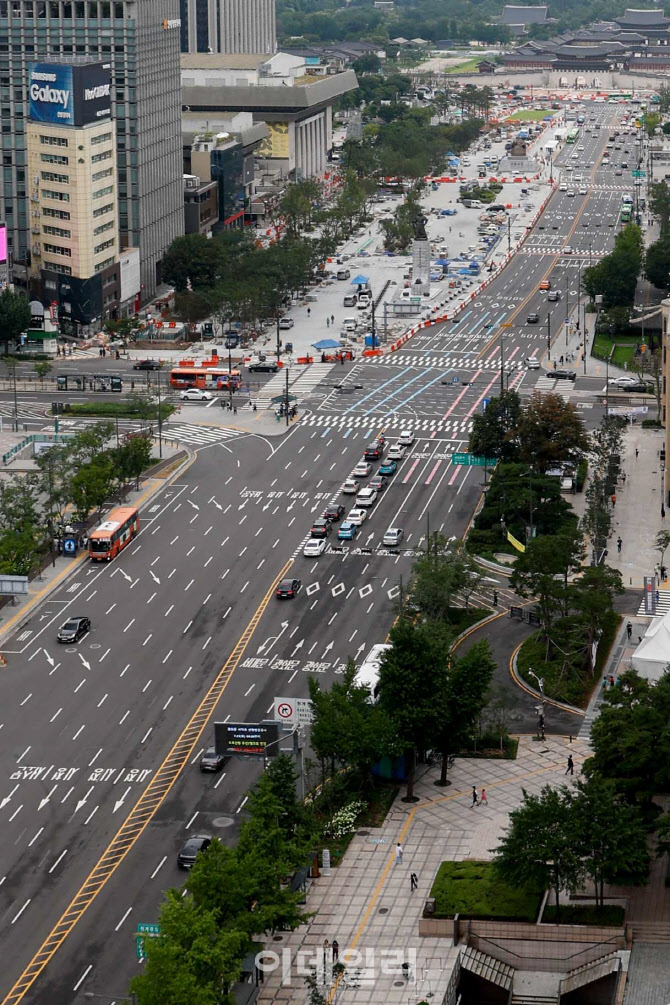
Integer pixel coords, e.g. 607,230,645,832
84,992,137,1004
527,668,546,740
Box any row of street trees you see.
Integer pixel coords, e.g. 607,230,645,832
582,223,644,310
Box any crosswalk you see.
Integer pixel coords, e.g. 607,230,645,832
254,363,335,409
637,591,670,617
371,353,535,372
299,412,473,436
164,423,241,447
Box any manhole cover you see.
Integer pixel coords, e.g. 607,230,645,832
379,908,389,915
357,830,370,836
212,816,235,829
393,981,405,987
273,935,284,942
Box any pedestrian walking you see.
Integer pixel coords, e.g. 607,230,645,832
626,621,633,640
480,788,488,805
621,471,626,484
330,314,335,325
410,872,418,892
253,402,257,412
617,536,622,553
663,566,667,582
307,307,311,317
332,939,339,961
471,786,479,807
395,842,403,864
611,493,616,508
565,755,574,776
493,589,498,606
656,589,660,606
326,317,330,328
635,447,639,458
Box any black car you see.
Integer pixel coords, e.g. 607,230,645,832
132,359,161,371
199,747,228,772
310,517,331,539
547,369,577,381
248,361,279,373
364,442,383,461
526,313,540,324
177,834,212,868
276,578,302,599
323,504,345,522
57,616,91,643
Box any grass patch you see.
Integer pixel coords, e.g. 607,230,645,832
70,401,175,420
517,614,620,708
506,109,553,121
431,860,543,921
446,58,480,74
460,735,518,759
591,333,639,369
446,607,489,634
542,904,625,926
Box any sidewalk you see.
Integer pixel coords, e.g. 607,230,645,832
256,736,588,1005
0,443,191,649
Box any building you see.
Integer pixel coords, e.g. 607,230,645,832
183,174,218,236
1,0,184,305
181,53,357,181
180,0,275,56
26,58,120,332
184,122,268,229
500,4,550,36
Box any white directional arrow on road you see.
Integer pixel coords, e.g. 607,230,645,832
113,786,131,813
212,500,222,511
118,569,132,583
355,643,366,659
78,653,91,671
257,621,290,655
38,784,57,811
187,499,199,510
43,649,55,667
291,639,304,657
321,641,334,659
75,786,94,814
149,570,160,585
1,784,18,809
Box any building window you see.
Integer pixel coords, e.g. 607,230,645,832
44,242,71,256
42,189,70,201
43,206,70,220
93,237,114,254
94,255,115,272
43,224,71,237
41,170,69,183
91,166,113,181
40,134,68,147
91,149,112,163
92,185,113,198
93,219,114,235
91,131,112,145
93,201,114,217
45,261,72,275
40,152,68,165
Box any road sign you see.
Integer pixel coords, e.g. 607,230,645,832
136,936,146,961
632,169,646,178
452,453,496,467
564,318,570,325
137,923,161,935
136,924,161,960
482,398,489,412
452,375,459,384
274,697,314,727
0,575,28,596
214,721,280,758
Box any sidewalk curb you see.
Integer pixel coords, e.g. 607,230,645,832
0,448,195,650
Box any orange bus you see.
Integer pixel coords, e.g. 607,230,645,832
169,366,241,391
89,506,139,562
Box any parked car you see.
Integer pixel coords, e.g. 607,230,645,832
278,318,294,330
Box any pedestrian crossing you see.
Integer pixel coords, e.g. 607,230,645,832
369,353,534,372
164,423,241,447
637,591,670,617
300,412,473,435
254,363,335,409
288,363,335,394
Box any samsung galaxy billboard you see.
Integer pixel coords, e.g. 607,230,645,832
28,61,111,127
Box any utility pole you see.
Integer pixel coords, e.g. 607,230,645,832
155,370,163,458
546,312,551,360
507,215,511,254
284,365,290,427
499,333,505,395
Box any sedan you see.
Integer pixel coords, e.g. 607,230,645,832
398,430,414,445
547,369,577,381
180,388,213,401
610,375,642,387
132,359,161,371
525,357,540,369
342,478,359,494
278,318,294,330
353,461,372,478
304,538,327,558
199,748,227,772
337,521,358,541
526,313,540,324
310,517,331,538
178,834,212,869
347,508,367,526
563,246,573,255
379,459,398,476
276,578,302,599
382,527,404,547
579,187,587,195
248,361,278,373
323,504,345,522
369,474,388,493
615,169,623,176
57,616,91,643
387,444,405,461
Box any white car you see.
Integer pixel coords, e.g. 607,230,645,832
303,538,327,558
382,527,404,547
387,445,405,461
342,478,359,494
566,190,576,198
525,357,541,369
398,429,414,445
347,508,367,526
610,375,641,387
559,182,567,191
278,317,294,330
563,245,573,254
356,487,378,508
353,461,372,478
180,388,213,401
579,187,587,195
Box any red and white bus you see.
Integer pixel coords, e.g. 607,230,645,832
89,506,139,562
169,366,241,391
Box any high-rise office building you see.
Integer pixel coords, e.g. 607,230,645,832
180,0,276,55
1,0,184,305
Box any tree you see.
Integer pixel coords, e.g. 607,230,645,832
658,84,670,114
656,530,670,570
0,289,31,355
434,640,495,785
352,53,382,74
115,433,153,491
510,535,573,631
468,390,521,462
161,234,224,292
0,475,48,575
494,785,584,922
571,777,649,906
33,360,52,388
518,393,589,473
377,617,451,800
102,316,142,342
70,454,116,521
279,179,321,238
645,236,670,290
650,181,670,235
568,565,623,673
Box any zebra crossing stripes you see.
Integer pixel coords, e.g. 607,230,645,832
289,362,335,393
253,363,335,408
165,423,241,447
372,353,523,372
637,592,670,618
300,413,473,435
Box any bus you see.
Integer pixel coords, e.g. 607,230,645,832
620,205,633,224
566,128,580,144
170,366,241,391
89,506,139,562
355,643,391,702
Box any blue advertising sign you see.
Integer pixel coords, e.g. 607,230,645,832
29,63,74,125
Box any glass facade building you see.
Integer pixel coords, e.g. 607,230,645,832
0,0,184,300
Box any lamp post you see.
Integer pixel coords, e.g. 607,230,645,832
527,668,546,740
662,460,666,518
576,263,582,333
84,992,137,1005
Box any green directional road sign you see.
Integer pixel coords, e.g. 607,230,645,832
631,170,646,178
136,923,161,959
137,923,161,935
452,452,496,467
136,935,146,961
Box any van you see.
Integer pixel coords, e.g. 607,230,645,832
462,199,484,209
343,293,357,307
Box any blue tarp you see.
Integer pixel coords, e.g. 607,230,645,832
311,338,342,350
350,274,369,285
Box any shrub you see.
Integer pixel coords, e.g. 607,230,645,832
430,860,542,921
325,800,366,839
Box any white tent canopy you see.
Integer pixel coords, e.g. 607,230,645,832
631,610,670,681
